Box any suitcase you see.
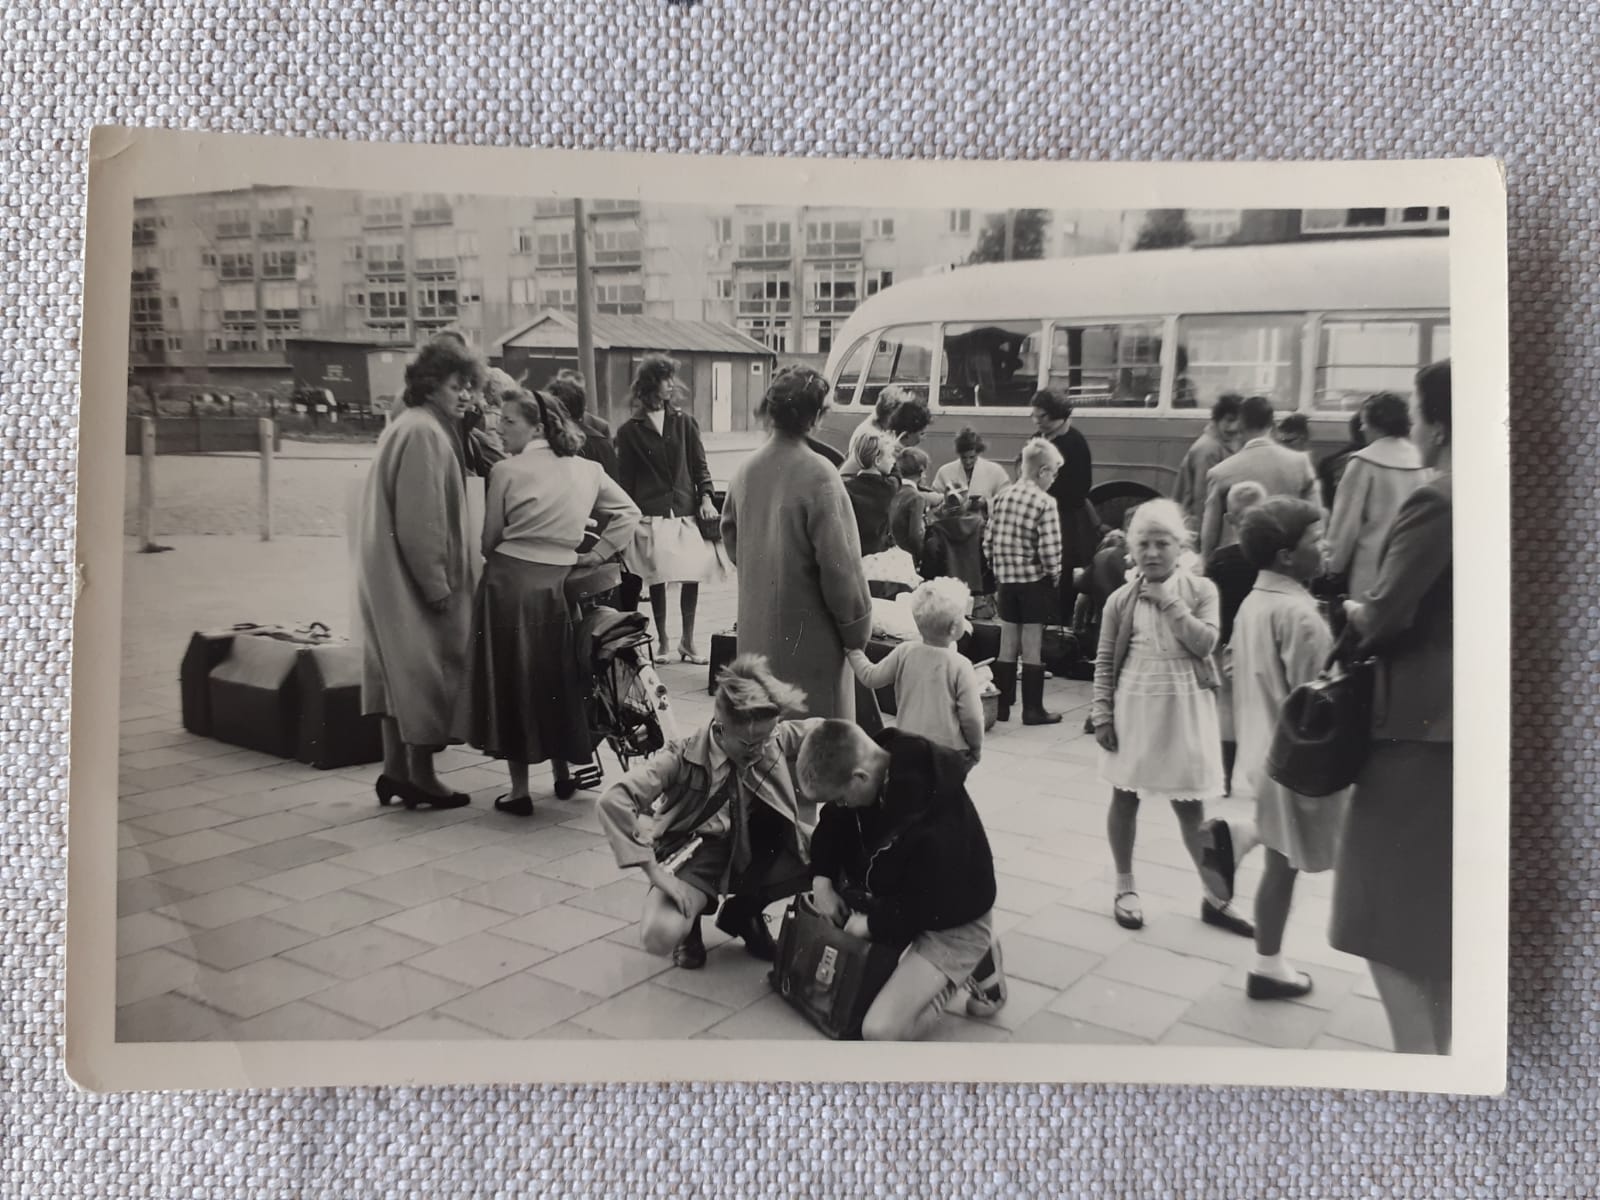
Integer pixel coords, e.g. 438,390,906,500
294,642,383,769
208,634,306,760
180,623,289,736
768,896,905,1040
707,631,738,695
958,619,1002,667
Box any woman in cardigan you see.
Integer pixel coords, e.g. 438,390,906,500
470,390,640,815
615,354,719,665
357,339,486,811
1329,360,1455,1054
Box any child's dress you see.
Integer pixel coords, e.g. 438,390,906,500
1098,591,1225,802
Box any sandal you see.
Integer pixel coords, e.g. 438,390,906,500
1113,891,1144,930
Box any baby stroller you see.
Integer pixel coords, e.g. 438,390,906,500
564,562,679,786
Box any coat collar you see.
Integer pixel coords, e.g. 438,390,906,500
1353,436,1424,470
1252,569,1312,598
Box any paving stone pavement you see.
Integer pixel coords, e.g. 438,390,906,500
114,526,1391,1050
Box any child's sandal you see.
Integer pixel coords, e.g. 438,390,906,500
1113,891,1144,930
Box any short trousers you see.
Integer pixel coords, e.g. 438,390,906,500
996,578,1056,624
910,909,996,985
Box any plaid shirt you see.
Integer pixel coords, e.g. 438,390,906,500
983,479,1063,584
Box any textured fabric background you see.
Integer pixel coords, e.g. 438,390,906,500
3,1,1596,1195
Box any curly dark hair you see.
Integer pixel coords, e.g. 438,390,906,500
1211,392,1244,424
1361,390,1412,439
545,375,589,422
884,394,932,438
1029,388,1074,422
628,353,680,413
503,388,586,457
402,340,486,408
758,364,831,436
954,425,986,456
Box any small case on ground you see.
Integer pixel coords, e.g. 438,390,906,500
293,642,383,770
180,623,288,736
707,631,738,695
207,634,306,760
768,896,905,1040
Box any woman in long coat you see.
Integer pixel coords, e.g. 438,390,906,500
721,365,873,719
357,338,485,811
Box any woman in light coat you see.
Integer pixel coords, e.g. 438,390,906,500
357,338,486,811
721,365,873,720
1324,391,1428,599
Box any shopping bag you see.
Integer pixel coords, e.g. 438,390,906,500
768,896,904,1040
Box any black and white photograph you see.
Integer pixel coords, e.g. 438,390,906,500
68,131,1509,1092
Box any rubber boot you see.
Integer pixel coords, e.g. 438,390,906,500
1021,663,1061,726
991,661,1017,723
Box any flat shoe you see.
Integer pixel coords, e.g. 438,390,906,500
493,793,534,817
1247,970,1314,1001
673,921,707,970
375,774,403,807
1200,898,1254,938
1113,891,1144,930
399,780,471,811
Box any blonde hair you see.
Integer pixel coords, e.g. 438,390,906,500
909,576,970,638
713,654,808,723
854,429,902,472
1128,498,1192,548
1020,436,1063,480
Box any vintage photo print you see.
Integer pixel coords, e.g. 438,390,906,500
67,128,1509,1093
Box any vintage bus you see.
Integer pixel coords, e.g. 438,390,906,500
815,236,1449,527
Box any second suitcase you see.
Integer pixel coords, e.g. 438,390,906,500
207,635,305,760
294,643,383,770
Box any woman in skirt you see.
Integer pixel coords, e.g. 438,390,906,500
471,389,640,815
1090,499,1253,937
615,354,720,664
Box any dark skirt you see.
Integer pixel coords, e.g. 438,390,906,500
469,555,593,765
1328,739,1453,980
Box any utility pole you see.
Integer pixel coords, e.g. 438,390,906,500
573,198,599,420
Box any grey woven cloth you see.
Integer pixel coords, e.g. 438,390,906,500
5,2,1596,1196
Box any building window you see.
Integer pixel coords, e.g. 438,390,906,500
364,240,405,276
539,286,576,310
871,218,895,240
739,221,791,260
948,209,972,234
214,209,252,239
593,228,642,265
514,228,536,254
807,265,859,316
805,220,863,258
412,194,453,224
534,198,576,218
738,271,791,318
368,287,409,321
260,250,297,279
1301,207,1450,234
413,228,456,276
363,195,405,229
865,269,895,297
459,279,483,305
129,294,165,328
805,320,838,355
537,231,576,269
345,243,365,263
711,276,734,301
712,216,733,243
299,287,318,309
414,284,460,320
257,207,295,239
219,252,254,280
165,334,184,352
509,278,537,306
131,216,160,246
738,319,789,354
595,282,645,315
261,281,300,323
200,250,218,268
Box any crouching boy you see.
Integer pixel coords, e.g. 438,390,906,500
597,654,822,969
795,721,1008,1041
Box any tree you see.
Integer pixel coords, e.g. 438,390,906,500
967,209,1051,264
1133,209,1195,250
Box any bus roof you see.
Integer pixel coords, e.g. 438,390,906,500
833,237,1450,347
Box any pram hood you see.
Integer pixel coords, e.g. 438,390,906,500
578,607,652,663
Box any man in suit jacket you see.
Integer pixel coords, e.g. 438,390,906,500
1200,395,1321,557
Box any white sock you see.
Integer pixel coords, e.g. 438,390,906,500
1252,952,1300,982
1115,872,1136,895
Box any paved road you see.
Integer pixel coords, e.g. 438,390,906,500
112,534,1390,1050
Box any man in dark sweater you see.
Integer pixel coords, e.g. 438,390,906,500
796,721,1008,1041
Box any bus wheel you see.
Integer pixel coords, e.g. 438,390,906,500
1090,481,1161,533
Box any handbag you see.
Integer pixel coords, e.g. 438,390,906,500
768,895,905,1040
1266,629,1375,797
695,512,722,542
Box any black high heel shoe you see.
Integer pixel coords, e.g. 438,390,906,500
396,779,471,811
375,774,403,807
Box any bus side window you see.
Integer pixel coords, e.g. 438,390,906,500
1313,318,1429,413
1176,313,1303,412
1047,321,1162,408
859,323,935,409
940,321,1042,408
831,335,873,406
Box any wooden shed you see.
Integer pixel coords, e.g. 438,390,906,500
284,335,409,414
493,311,776,432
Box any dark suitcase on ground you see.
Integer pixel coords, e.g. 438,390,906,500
208,634,307,760
708,631,738,695
1043,626,1095,681
768,896,904,1040
180,623,289,736
294,642,383,769
959,619,1002,667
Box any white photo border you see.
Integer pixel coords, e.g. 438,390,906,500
67,128,1510,1094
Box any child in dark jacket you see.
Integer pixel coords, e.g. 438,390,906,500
920,491,988,595
796,722,1008,1041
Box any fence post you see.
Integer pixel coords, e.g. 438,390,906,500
138,416,157,550
258,418,274,542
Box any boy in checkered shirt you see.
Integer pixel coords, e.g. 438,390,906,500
982,437,1065,726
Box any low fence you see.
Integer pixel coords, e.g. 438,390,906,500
126,415,284,455
132,416,278,548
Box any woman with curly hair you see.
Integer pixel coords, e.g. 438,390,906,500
721,365,873,720
615,354,720,664
841,384,932,478
357,337,487,811
470,389,640,815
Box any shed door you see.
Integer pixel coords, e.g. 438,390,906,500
711,361,733,432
